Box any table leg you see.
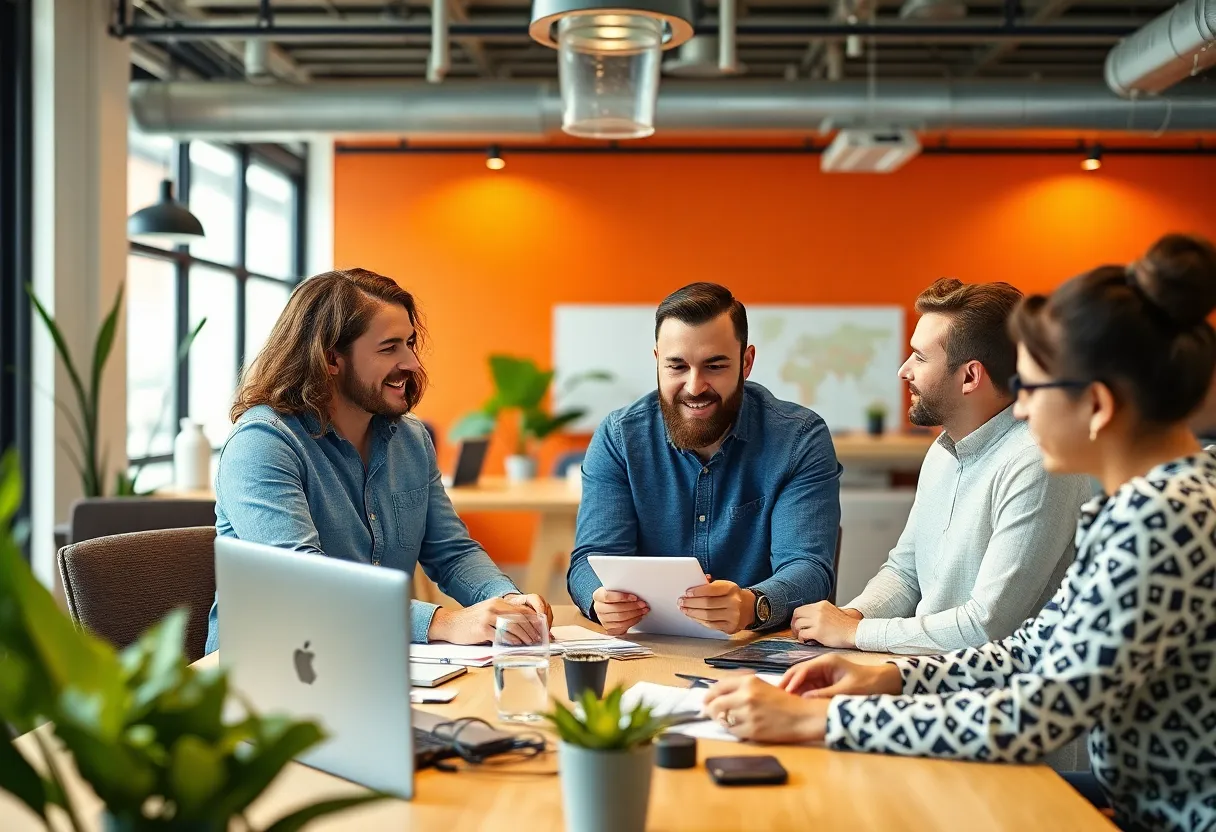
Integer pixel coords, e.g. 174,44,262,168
524,512,577,598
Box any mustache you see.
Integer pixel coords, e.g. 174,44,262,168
678,392,721,405
384,371,413,385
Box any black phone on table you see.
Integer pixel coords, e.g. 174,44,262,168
705,755,789,786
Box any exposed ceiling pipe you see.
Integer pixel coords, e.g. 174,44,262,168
129,79,1216,141
1105,0,1215,97
428,0,450,83
719,0,739,73
244,40,273,82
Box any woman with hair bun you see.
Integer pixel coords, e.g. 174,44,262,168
702,234,1216,832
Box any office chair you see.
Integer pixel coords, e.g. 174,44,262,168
552,450,586,478
828,526,843,605
57,526,217,662
68,497,216,543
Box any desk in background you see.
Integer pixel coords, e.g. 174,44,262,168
153,433,934,602
2,606,1113,831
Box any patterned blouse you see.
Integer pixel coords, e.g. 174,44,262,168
826,451,1216,832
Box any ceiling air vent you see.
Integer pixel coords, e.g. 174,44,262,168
821,129,921,173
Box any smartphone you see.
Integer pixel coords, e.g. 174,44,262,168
705,755,789,786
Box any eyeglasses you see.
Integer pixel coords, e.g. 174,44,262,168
1008,374,1091,398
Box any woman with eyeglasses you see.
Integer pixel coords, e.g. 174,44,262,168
703,233,1216,832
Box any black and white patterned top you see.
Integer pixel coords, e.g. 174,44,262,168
826,451,1216,832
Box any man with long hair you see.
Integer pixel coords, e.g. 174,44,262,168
204,268,551,653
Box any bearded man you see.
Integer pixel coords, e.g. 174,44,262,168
567,282,841,635
791,279,1091,654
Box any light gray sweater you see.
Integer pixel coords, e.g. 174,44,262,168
846,406,1092,654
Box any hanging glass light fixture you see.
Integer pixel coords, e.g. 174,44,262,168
529,0,695,140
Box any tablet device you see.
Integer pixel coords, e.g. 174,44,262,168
704,638,857,672
587,555,730,641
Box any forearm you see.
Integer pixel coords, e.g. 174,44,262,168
410,599,441,643
422,545,518,607
853,599,996,654
845,567,921,622
752,557,832,628
566,549,602,620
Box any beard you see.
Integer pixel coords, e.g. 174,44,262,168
338,364,414,418
659,371,745,451
907,380,950,428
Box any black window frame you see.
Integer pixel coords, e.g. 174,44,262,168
1,0,33,554
127,138,306,472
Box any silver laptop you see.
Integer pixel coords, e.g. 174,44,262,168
214,537,418,798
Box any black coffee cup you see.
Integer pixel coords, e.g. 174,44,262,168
563,651,610,700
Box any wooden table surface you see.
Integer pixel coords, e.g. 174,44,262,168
4,607,1112,831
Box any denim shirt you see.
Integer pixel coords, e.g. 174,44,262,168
567,382,842,629
204,405,518,653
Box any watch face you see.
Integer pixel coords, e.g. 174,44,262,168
757,595,771,622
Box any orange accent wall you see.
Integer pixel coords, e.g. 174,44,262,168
335,152,1216,564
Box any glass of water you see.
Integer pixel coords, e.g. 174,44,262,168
492,613,551,723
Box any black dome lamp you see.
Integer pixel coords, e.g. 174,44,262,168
128,179,205,244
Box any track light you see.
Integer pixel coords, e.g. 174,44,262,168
486,145,506,171
1082,146,1102,171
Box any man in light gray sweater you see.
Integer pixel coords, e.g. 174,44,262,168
793,279,1092,654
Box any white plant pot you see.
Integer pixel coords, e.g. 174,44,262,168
505,454,538,483
558,742,654,832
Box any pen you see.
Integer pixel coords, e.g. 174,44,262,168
674,673,719,688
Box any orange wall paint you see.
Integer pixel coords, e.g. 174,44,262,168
335,153,1216,565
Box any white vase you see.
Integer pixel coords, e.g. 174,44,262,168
173,418,212,490
505,454,538,483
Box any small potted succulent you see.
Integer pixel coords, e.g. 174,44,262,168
865,401,887,437
545,687,668,832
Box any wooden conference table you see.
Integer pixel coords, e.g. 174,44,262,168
4,607,1112,831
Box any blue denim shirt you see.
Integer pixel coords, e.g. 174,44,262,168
567,382,842,629
204,405,518,653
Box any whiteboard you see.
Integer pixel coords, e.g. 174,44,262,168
553,304,904,433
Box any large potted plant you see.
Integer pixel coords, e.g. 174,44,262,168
27,283,206,497
450,356,609,482
0,452,387,830
545,686,667,832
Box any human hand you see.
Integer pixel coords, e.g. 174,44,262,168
779,655,904,698
504,592,554,630
790,601,861,648
591,587,650,636
678,580,755,634
703,675,829,743
428,598,545,645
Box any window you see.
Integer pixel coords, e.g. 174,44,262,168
126,134,304,482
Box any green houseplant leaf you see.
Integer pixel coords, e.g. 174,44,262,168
262,793,392,832
0,730,50,821
543,685,669,752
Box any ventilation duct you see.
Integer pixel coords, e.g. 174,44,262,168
129,79,1216,141
1105,0,1216,97
663,36,745,76
900,0,966,21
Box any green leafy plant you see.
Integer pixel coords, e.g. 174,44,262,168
449,355,611,457
27,283,206,497
0,452,387,830
544,686,669,751
865,401,887,420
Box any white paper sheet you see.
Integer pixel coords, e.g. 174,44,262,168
621,676,784,743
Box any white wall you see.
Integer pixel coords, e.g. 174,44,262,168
31,0,129,588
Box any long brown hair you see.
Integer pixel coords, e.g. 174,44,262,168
232,268,428,433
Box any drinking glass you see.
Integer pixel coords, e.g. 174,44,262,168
492,613,551,723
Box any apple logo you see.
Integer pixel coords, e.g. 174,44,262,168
293,641,317,685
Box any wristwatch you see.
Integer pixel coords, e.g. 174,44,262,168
749,589,772,630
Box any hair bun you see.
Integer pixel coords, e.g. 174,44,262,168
1130,234,1216,328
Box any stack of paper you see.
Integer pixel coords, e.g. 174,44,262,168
410,626,654,667
551,625,655,661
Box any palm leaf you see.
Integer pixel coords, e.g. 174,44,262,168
89,282,124,442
